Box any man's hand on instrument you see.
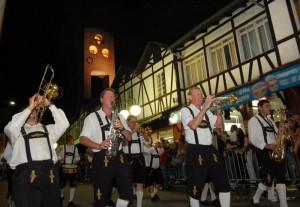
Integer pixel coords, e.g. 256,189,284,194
203,95,216,111
115,119,125,131
98,139,111,150
28,94,42,111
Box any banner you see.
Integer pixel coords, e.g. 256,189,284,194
220,62,300,110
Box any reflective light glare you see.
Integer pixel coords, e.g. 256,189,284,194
129,105,141,116
53,143,58,149
89,45,98,54
120,110,130,119
9,101,15,106
169,111,181,125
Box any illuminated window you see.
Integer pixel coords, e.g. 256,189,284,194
94,34,103,45
89,45,98,54
184,53,207,87
102,48,109,58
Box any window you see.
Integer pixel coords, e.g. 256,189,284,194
125,89,133,107
239,16,273,61
210,37,238,76
184,54,207,87
156,72,166,97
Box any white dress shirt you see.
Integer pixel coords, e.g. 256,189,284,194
80,109,130,152
4,105,70,169
57,144,80,168
248,114,278,150
122,132,146,154
144,146,164,169
180,104,217,145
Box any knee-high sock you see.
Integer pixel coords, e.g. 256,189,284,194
276,184,288,207
208,184,216,201
69,187,76,202
116,198,129,207
219,192,230,207
60,188,64,198
268,183,277,202
136,191,143,207
200,183,209,201
253,183,267,203
189,196,200,207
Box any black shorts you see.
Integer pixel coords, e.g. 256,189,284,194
59,169,78,188
186,144,230,199
145,167,163,186
13,161,60,207
125,153,146,184
92,151,132,207
256,149,286,186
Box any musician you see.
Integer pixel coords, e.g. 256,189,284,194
122,115,147,207
144,139,164,202
180,86,230,207
4,93,70,207
79,88,132,207
248,99,288,207
57,134,80,207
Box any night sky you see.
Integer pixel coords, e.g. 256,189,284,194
0,0,233,123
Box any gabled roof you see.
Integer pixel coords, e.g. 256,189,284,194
169,0,248,50
135,41,168,73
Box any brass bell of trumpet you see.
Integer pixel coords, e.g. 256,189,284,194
207,94,239,113
36,65,63,122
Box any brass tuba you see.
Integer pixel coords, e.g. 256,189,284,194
36,65,63,122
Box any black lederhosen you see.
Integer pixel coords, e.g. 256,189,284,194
146,152,163,186
92,112,132,206
13,126,60,207
60,145,78,188
124,134,146,184
255,115,286,186
185,107,230,199
92,151,132,206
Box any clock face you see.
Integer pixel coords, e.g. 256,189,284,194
87,56,93,64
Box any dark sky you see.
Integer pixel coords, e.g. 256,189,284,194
0,0,233,120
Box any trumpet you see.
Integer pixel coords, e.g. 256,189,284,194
36,65,63,122
206,94,239,113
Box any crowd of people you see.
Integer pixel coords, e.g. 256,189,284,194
1,87,300,207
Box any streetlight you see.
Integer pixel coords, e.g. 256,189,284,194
129,105,141,116
9,100,15,106
169,111,181,125
120,109,130,119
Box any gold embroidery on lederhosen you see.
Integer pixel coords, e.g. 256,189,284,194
30,132,46,138
97,188,102,200
49,170,55,184
30,170,37,183
120,154,124,164
192,186,197,196
213,153,218,163
267,174,272,184
104,156,109,167
198,155,203,166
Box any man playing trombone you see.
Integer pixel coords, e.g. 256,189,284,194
180,86,230,207
4,93,70,207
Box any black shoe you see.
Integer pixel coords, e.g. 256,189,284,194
250,199,260,206
151,194,160,202
200,200,210,206
67,201,76,207
60,197,64,207
211,199,221,206
107,199,115,206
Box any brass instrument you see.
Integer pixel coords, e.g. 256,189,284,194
106,105,124,158
36,65,63,122
208,94,239,113
271,119,291,162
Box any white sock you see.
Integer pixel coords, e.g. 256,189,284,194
133,186,136,195
116,198,129,207
253,183,267,203
189,196,200,207
209,184,216,201
276,184,288,207
219,192,230,207
60,188,64,198
201,183,209,201
136,191,143,207
268,184,277,202
69,187,76,202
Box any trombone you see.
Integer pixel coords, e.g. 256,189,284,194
36,65,62,122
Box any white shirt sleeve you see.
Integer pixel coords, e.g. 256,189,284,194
143,145,155,155
180,107,193,128
46,105,70,143
80,113,98,142
56,145,64,161
206,111,217,129
248,117,266,150
4,108,32,144
74,147,80,162
118,113,131,132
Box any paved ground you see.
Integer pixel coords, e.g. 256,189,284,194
1,180,300,207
